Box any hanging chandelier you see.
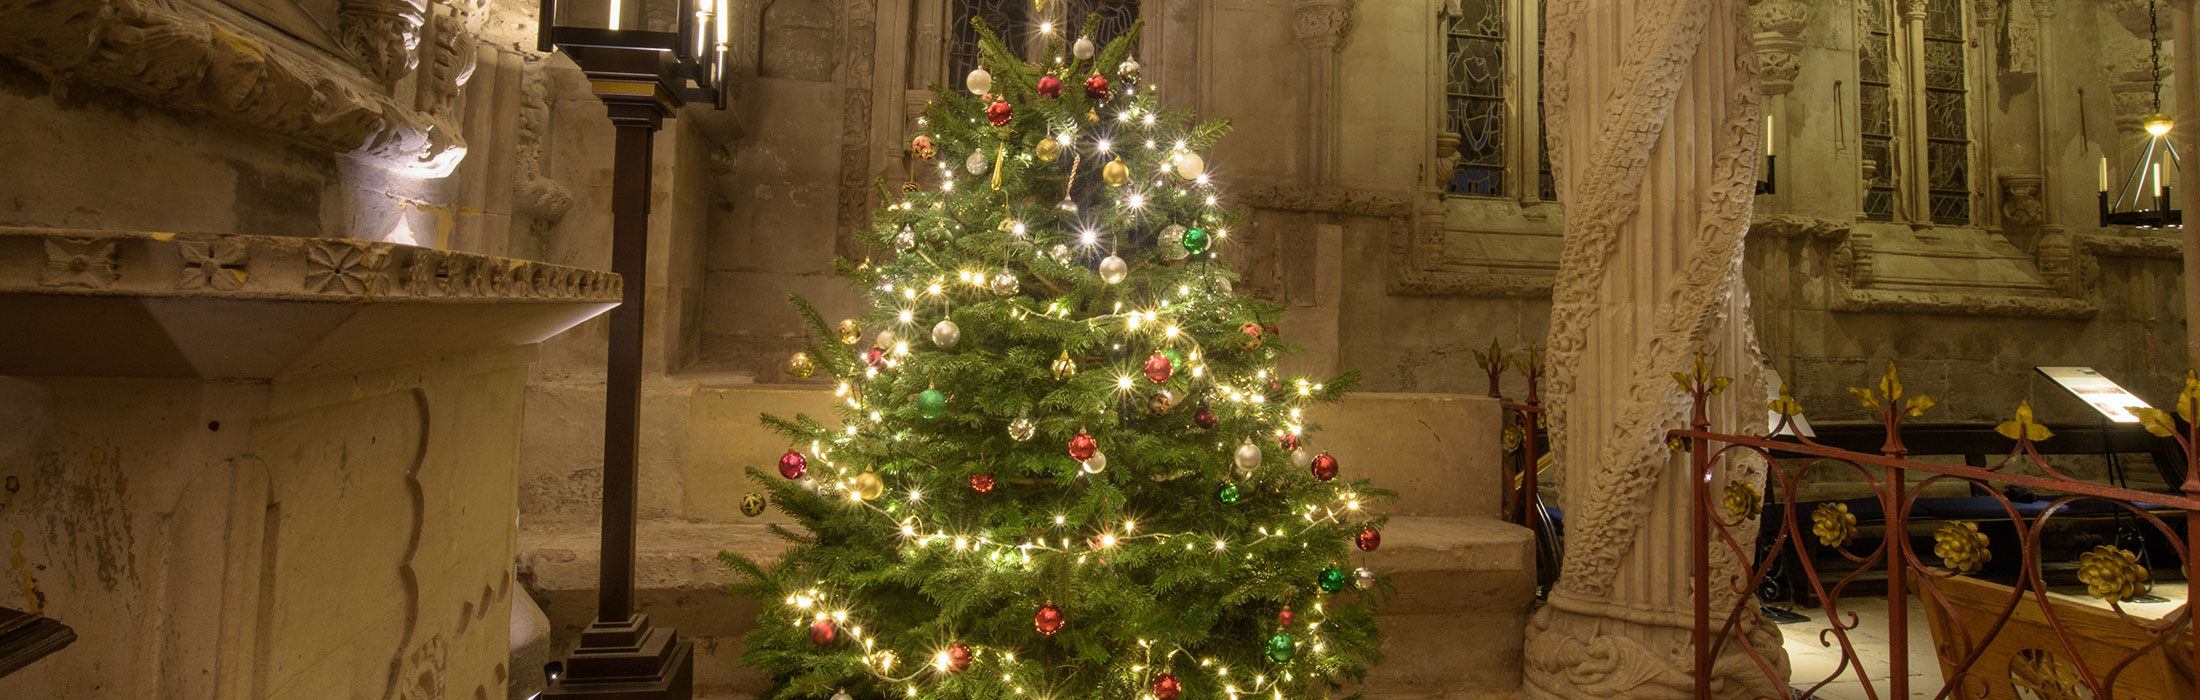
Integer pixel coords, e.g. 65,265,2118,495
2099,0,2180,228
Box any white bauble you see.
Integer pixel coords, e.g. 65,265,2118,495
1082,451,1107,474
966,67,993,95
1174,152,1205,180
876,329,898,349
1073,37,1096,60
1158,225,1190,260
1098,254,1127,284
1234,442,1263,470
931,319,961,347
1290,447,1313,470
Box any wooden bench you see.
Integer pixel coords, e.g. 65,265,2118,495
1916,573,2193,699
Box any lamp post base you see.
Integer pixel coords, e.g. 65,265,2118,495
543,614,694,699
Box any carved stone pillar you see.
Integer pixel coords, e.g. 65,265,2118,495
1291,0,1352,184
1522,1,1784,698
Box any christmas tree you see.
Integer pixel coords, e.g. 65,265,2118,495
724,18,1389,700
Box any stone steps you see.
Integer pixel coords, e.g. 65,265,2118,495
516,386,1534,698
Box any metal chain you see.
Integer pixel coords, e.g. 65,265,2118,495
2152,0,2164,113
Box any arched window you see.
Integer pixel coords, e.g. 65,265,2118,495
1443,0,1551,201
1858,0,1974,225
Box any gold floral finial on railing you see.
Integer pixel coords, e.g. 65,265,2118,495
1512,343,1545,381
1848,360,1938,418
2137,371,2200,438
1812,503,1858,548
1671,351,1732,396
1768,384,1803,418
2077,545,2152,602
1474,339,1509,375
1995,400,2054,443
1933,521,1993,573
1721,481,1761,521
1501,424,1524,453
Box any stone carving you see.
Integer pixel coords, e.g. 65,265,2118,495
4,227,621,303
2000,174,2045,228
178,238,251,291
41,238,121,289
1751,0,1808,96
414,0,478,115
0,0,466,175
1433,131,1463,188
1234,181,1413,217
1525,0,1782,696
340,0,427,85
515,59,575,241
1291,0,1355,51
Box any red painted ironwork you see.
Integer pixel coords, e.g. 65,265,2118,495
1674,361,2200,699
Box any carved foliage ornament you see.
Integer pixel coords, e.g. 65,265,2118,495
1291,0,1354,51
41,238,121,289
179,238,250,290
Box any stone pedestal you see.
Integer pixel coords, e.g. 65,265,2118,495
0,227,617,699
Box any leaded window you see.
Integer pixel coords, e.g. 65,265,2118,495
1534,0,1553,201
1856,0,1973,225
1922,0,1970,225
1445,0,1506,197
1858,0,1897,221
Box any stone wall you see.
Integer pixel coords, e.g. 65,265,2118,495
685,0,2188,429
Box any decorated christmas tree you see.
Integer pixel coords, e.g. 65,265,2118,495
723,18,1389,700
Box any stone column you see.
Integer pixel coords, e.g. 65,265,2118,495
1522,0,1784,698
1290,0,1352,184
2175,0,2199,372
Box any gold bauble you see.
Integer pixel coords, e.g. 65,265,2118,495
1051,350,1078,380
786,351,816,379
852,471,885,500
1035,138,1062,163
1102,160,1131,187
1085,109,1100,123
836,319,862,345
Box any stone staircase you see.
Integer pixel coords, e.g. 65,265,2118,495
516,382,1533,699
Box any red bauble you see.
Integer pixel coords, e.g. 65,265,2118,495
1277,607,1295,626
1194,407,1218,430
970,473,996,494
778,449,808,479
947,643,974,671
1143,353,1173,383
1280,433,1301,451
1037,74,1063,97
1310,452,1339,481
1265,325,1281,337
1084,74,1110,98
1068,432,1098,462
1357,526,1382,552
1151,673,1182,700
1238,322,1265,349
1033,604,1065,636
809,618,837,646
986,100,1014,126
864,347,888,369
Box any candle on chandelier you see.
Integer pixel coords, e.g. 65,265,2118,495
1764,114,1774,157
2154,162,2165,198
2100,156,2109,193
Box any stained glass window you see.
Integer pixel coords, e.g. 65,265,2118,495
1065,0,1140,47
1922,0,1970,225
1535,0,1554,201
1858,0,1897,221
1446,0,1506,197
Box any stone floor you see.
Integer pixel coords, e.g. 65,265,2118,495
1777,583,2190,699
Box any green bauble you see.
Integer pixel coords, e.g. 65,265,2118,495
1317,565,1349,593
1162,348,1185,368
1265,632,1296,663
1182,227,1212,256
916,388,947,419
1217,482,1241,504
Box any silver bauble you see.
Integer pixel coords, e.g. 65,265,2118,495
990,271,1020,294
1234,442,1263,470
1098,254,1127,284
931,319,961,347
876,328,898,350
1290,448,1313,471
1355,568,1375,590
1158,226,1190,260
1057,196,1079,213
966,150,989,175
1050,244,1073,265
1009,417,1036,441
895,227,915,251
1118,57,1141,80
1081,451,1107,474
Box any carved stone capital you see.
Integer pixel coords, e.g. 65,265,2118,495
1999,173,2045,228
1751,0,1808,96
1291,0,1354,52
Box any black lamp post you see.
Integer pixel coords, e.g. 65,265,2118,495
536,0,726,696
